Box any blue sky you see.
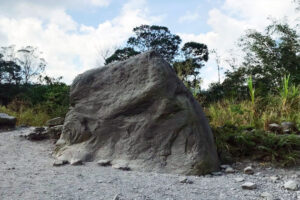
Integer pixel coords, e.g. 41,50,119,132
0,0,298,88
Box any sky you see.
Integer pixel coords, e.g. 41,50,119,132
0,0,299,88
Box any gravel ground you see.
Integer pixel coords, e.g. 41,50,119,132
0,128,299,200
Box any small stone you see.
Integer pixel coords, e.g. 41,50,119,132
225,167,235,173
261,192,273,200
97,159,111,166
112,163,130,171
268,123,281,133
21,127,49,141
284,180,299,191
220,164,230,169
179,177,193,184
53,160,68,166
281,122,297,133
270,176,280,182
234,177,245,182
244,166,254,175
242,182,257,190
211,171,223,176
70,159,83,166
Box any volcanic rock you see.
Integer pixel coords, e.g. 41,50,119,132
55,51,219,175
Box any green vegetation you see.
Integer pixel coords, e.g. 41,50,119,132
0,46,70,126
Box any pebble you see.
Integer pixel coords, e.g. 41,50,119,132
261,192,273,200
244,166,254,175
220,164,230,169
241,182,257,190
70,159,83,166
225,167,235,173
112,163,130,171
179,177,193,184
97,159,111,166
211,171,223,176
284,180,299,191
270,176,280,182
234,177,245,182
53,160,68,166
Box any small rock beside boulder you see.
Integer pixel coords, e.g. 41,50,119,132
97,160,111,166
46,117,64,127
21,127,49,140
47,125,63,140
46,117,64,140
21,117,64,141
0,113,16,129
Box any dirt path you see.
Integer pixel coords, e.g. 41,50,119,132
0,128,299,200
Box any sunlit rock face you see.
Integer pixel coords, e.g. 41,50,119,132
55,51,219,175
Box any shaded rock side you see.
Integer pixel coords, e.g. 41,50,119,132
46,117,64,127
55,51,219,175
0,113,16,129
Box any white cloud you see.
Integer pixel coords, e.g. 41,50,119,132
179,0,299,89
178,11,200,23
0,0,160,84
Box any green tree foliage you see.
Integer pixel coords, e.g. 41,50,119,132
0,46,46,84
239,21,300,94
104,47,140,65
0,45,70,119
205,21,300,102
105,25,182,64
174,42,209,91
0,53,22,84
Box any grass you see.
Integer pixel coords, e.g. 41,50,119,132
205,76,300,166
213,125,300,166
0,101,51,126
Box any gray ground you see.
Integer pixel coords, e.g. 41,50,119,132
0,128,299,200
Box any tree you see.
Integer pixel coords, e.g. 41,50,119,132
174,42,209,92
207,21,300,100
16,46,46,84
105,47,140,65
238,21,300,94
105,25,182,64
0,53,22,84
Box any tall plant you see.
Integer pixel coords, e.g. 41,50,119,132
247,76,255,105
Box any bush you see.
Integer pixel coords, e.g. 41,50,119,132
0,104,50,126
213,125,300,166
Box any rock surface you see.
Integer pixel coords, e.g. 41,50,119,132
55,51,219,175
20,127,49,140
47,125,63,139
46,117,64,127
0,113,16,129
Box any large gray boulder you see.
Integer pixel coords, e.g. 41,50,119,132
55,51,219,175
0,113,16,129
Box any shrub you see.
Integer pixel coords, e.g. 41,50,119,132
213,125,300,166
0,104,50,126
